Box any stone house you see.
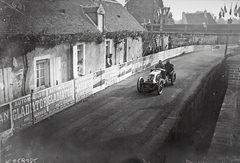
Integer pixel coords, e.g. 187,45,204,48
180,10,218,45
0,0,145,104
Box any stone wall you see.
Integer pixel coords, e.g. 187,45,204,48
208,55,240,162
167,59,226,143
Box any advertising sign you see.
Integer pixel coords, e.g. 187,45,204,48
143,57,147,70
32,90,48,123
93,70,106,93
118,63,126,78
138,58,144,71
132,59,138,73
105,66,118,88
151,53,159,65
125,61,132,75
48,80,75,115
0,104,11,133
11,95,32,130
75,74,93,103
144,56,151,68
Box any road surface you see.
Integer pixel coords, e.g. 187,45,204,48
5,49,224,163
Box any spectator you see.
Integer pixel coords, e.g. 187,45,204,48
106,53,112,68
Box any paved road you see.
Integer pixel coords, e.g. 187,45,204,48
6,49,224,163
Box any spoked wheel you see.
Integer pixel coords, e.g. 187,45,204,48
171,73,176,85
157,80,164,95
137,77,144,93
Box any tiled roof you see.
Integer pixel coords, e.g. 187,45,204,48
0,0,100,38
101,1,145,32
0,0,145,39
185,13,217,25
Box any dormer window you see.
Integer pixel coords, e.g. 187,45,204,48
97,14,104,32
83,4,105,32
97,4,105,32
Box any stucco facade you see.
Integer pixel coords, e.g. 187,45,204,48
0,35,144,104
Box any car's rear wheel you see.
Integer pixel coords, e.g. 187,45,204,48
137,77,144,93
171,73,176,85
157,80,163,95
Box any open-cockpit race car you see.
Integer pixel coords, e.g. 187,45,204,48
137,66,176,95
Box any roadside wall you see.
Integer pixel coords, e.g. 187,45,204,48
207,55,240,162
166,59,226,143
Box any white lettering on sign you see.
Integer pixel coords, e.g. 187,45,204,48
47,82,74,112
48,88,72,105
12,97,47,121
0,110,9,122
75,75,93,102
13,97,31,108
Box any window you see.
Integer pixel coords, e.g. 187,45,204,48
97,4,105,32
98,14,104,32
73,43,85,78
36,59,50,90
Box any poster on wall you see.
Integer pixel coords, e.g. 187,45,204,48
118,63,126,78
32,90,49,123
93,70,106,93
11,95,33,130
105,66,118,88
48,80,75,116
0,103,11,133
125,61,132,75
132,59,138,73
75,74,93,103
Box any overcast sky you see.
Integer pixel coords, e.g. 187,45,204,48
116,0,240,21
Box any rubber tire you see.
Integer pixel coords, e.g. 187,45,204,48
137,77,144,93
171,73,176,85
157,80,163,95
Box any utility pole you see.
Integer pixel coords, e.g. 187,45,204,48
224,18,232,59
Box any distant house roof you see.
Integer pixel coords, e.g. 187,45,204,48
0,0,145,39
125,0,162,24
183,11,217,25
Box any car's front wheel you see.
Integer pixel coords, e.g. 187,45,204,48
137,77,144,93
171,73,176,85
157,80,164,95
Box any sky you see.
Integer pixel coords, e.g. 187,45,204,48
116,0,240,21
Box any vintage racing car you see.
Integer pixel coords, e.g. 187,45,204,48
137,67,176,95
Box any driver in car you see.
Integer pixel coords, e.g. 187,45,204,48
164,59,174,76
155,60,166,79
